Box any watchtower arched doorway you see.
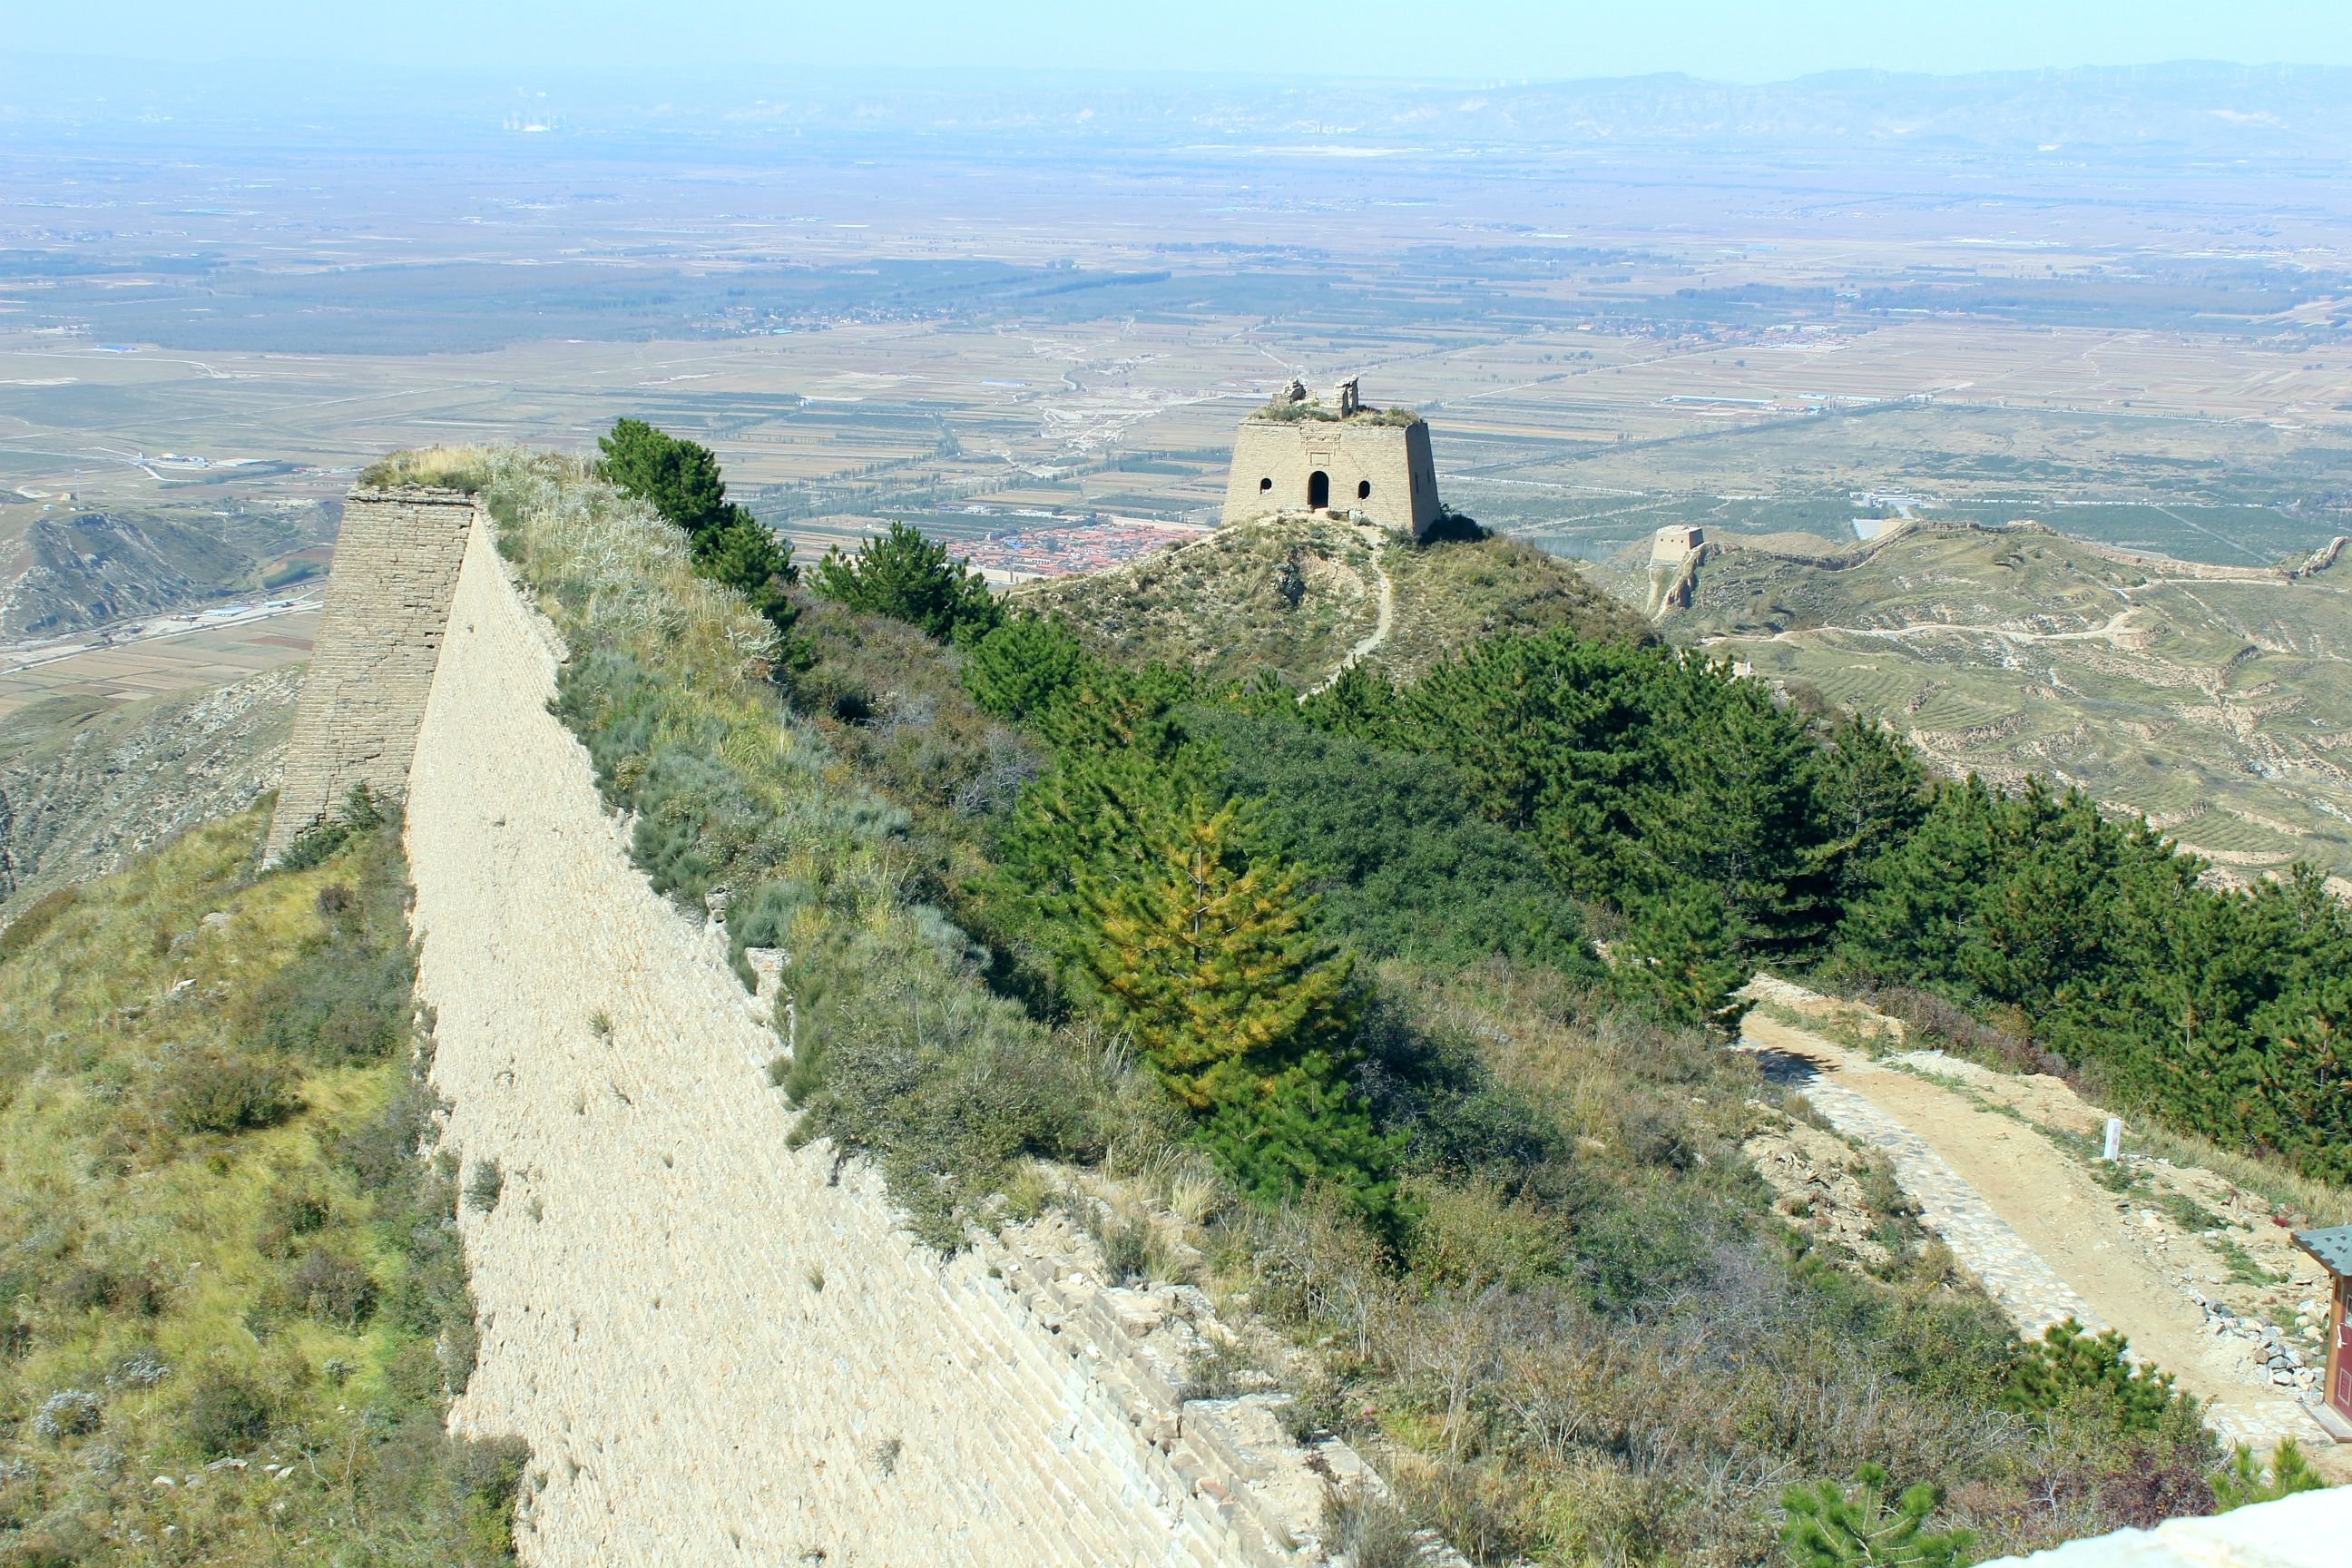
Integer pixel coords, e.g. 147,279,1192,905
1308,470,1329,511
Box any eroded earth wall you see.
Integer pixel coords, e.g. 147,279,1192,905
262,486,475,860
404,524,1330,1567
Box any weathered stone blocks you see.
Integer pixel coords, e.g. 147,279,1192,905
262,485,476,860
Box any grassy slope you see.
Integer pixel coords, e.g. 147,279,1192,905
781,542,2219,1564
1626,522,2352,880
0,807,521,1565
1014,515,1648,690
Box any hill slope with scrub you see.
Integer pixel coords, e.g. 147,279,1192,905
1603,519,2352,883
0,799,524,1563
517,424,2335,1563
1012,513,1648,691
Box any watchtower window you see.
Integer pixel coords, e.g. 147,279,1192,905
1259,476,1272,493
1308,471,1329,510
1357,480,1372,500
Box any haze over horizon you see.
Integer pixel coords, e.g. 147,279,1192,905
7,0,2352,84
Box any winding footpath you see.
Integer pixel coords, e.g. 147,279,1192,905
1739,984,2341,1463
1302,522,1396,697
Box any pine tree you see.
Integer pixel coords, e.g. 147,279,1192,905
596,417,749,551
2248,967,2352,1182
810,520,1002,643
1630,661,1834,954
2001,1318,2196,1434
1780,1464,1973,1568
698,513,804,646
1195,1054,1405,1223
2210,1438,2325,1512
985,742,1214,985
1298,662,1405,748
1814,711,1927,910
962,613,1098,723
1077,793,1357,1110
1612,880,1751,1034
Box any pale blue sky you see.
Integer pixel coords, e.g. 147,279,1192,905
7,0,2350,80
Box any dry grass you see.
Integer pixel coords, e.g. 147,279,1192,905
357,445,498,493
0,806,524,1563
1014,513,1379,688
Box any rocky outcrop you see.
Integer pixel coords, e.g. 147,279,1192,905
0,666,299,916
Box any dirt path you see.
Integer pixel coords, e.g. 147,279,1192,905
1304,523,1395,696
1740,993,2343,1465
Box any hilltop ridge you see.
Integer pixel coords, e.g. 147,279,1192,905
1012,511,1648,691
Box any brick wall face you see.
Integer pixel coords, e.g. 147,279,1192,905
261,487,476,860
402,525,1399,1566
1222,418,1441,538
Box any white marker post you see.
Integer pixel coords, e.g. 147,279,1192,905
2102,1116,2122,1162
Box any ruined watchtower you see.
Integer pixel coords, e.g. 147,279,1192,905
1221,377,1441,540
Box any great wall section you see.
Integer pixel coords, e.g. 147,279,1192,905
270,489,1396,1567
266,483,2349,1565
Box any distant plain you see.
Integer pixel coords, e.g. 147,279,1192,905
2,64,2349,753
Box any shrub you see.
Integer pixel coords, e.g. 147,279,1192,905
163,1049,301,1134
463,1159,505,1214
53,1261,164,1317
1187,707,1592,975
2002,1318,2201,1436
1322,1488,1424,1568
274,783,390,872
257,1179,335,1256
779,918,1146,1249
243,931,413,1066
181,1366,274,1457
2210,1437,2325,1511
811,520,1002,644
289,1247,378,1328
32,1388,103,1441
1780,1463,1973,1568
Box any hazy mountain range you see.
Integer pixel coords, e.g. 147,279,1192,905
5,56,2349,158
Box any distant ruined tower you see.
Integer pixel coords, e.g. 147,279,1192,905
1221,377,1442,540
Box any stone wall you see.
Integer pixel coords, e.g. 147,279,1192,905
406,524,1390,1567
1223,417,1440,539
261,486,475,861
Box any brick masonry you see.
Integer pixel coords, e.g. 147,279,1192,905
261,486,476,861
1222,416,1440,540
401,523,1413,1565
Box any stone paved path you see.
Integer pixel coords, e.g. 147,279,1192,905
1755,1060,2103,1342
1740,988,2337,1459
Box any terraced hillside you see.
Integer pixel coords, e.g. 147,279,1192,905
1613,521,2352,882
1014,512,1648,690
